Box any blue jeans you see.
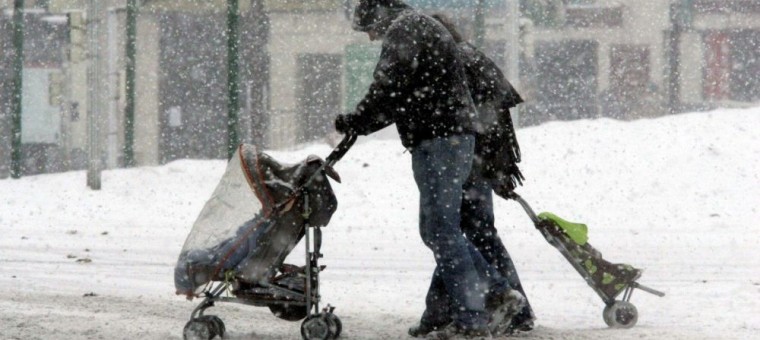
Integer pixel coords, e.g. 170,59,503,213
411,135,506,330
461,172,533,316
418,150,532,328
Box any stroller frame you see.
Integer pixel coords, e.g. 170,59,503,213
182,135,357,340
509,192,665,328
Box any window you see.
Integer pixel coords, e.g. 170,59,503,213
521,0,565,27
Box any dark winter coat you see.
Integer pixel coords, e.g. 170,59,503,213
340,9,476,149
458,42,525,192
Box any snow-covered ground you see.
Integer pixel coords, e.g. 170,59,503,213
2,107,759,339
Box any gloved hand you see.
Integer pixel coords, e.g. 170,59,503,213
490,165,523,201
334,114,354,135
492,180,517,200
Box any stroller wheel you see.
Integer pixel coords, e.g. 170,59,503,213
603,301,638,328
269,303,309,321
183,315,225,340
325,313,342,338
183,319,211,340
301,313,334,340
205,315,226,338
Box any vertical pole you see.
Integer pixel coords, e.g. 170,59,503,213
87,0,102,189
243,0,270,147
106,9,118,168
304,201,313,314
474,0,485,49
124,0,137,166
507,0,521,128
668,11,681,114
226,0,240,159
669,0,692,114
10,0,24,179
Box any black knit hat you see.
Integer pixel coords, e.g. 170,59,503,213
352,0,411,32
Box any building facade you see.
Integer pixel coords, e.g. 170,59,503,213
0,0,758,177
519,0,760,124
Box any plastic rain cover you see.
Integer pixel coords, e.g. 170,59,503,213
174,144,273,297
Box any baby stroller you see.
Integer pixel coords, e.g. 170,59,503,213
174,135,356,340
507,192,665,328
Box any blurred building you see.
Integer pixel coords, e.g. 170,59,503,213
0,0,758,176
0,1,69,176
519,0,760,125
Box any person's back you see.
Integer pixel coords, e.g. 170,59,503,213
337,5,475,148
458,42,522,127
384,12,474,144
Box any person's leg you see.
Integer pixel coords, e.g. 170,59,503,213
460,172,535,330
413,226,510,337
412,135,490,332
408,266,452,337
461,175,527,296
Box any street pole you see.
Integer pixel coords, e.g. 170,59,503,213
86,0,102,189
668,0,693,114
474,0,485,49
507,0,521,128
124,0,137,167
10,0,24,179
226,0,241,159
106,9,119,169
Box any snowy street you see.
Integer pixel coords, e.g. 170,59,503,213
1,108,759,339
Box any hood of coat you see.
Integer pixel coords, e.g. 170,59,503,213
352,0,412,35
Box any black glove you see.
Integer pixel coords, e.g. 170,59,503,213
490,164,524,201
334,114,354,134
492,180,517,200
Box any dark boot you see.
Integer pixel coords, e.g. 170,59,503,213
409,321,449,338
508,308,535,334
425,323,491,339
486,288,526,336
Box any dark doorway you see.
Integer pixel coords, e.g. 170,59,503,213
610,45,650,95
703,31,731,101
159,13,227,163
729,29,760,102
607,44,654,118
534,39,599,120
297,54,342,143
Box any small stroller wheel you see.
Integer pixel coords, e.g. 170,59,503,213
183,316,218,340
183,315,225,340
205,315,226,338
603,301,638,328
301,314,334,340
269,303,308,321
325,313,342,338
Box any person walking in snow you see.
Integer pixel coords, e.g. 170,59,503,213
334,1,524,338
409,13,536,337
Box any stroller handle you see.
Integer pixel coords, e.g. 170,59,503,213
325,133,357,168
297,133,357,191
509,192,541,225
